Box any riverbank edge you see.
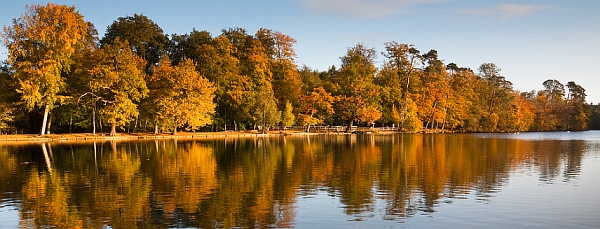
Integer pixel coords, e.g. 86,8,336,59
0,130,402,143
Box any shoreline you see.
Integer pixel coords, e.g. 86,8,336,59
0,130,387,143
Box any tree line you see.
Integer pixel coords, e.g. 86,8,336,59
1,3,599,135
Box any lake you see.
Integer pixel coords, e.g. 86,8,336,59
1,132,599,228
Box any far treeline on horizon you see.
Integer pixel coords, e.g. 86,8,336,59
1,3,600,136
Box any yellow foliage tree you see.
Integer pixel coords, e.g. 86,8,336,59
91,38,148,136
1,3,91,135
150,57,216,134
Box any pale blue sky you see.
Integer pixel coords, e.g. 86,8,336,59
2,0,599,103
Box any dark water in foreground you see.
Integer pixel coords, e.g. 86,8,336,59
1,132,599,228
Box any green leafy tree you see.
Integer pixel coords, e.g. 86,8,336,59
245,38,278,131
565,81,589,130
100,14,168,73
281,101,295,131
169,29,214,66
589,104,600,130
299,66,324,94
1,3,91,135
219,28,258,130
253,88,281,133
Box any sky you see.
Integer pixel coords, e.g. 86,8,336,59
1,0,599,103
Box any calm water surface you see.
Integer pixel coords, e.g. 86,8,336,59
1,132,599,228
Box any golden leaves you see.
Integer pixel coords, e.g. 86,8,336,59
149,57,216,130
2,3,89,110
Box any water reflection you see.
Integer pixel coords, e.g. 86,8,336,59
0,133,595,228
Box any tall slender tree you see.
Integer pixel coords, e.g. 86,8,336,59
566,81,588,130
478,63,513,132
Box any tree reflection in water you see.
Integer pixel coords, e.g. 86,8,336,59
0,133,590,228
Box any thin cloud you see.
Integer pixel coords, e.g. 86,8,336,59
297,0,450,20
497,4,549,19
458,4,550,19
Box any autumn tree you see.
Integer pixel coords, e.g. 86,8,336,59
382,42,421,98
91,39,148,136
379,42,422,131
511,91,536,131
419,49,449,130
255,29,303,110
444,64,476,131
244,38,281,132
100,14,168,73
298,87,335,132
0,63,16,133
535,79,565,131
67,30,105,134
377,60,403,126
478,63,513,132
219,28,258,130
333,44,382,132
1,3,91,135
148,57,216,135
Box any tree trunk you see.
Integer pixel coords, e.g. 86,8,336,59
110,123,117,136
92,102,96,135
154,124,159,135
46,112,52,135
345,119,354,133
69,113,73,133
306,125,311,132
133,117,138,133
40,105,50,136
172,125,178,135
99,116,103,134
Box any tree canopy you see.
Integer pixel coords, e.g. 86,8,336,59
1,3,597,135
1,3,92,135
